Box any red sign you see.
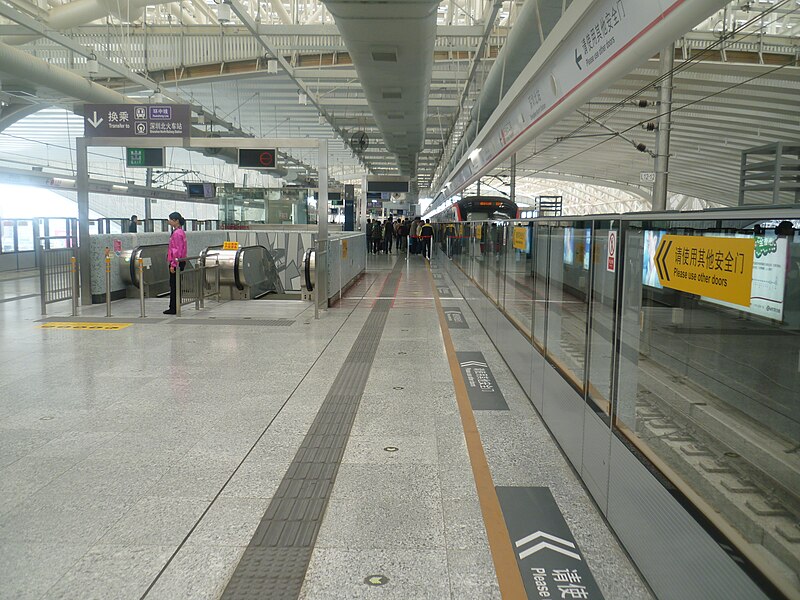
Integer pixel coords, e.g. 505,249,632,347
113,239,122,252
607,230,617,272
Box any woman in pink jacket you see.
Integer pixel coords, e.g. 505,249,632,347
164,211,187,315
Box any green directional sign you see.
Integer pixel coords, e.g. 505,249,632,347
126,147,164,168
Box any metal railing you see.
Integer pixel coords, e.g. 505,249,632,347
37,242,78,316
175,254,222,317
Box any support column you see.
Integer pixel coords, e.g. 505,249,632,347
144,168,153,230
510,153,516,205
652,43,674,212
361,172,368,230
317,139,328,310
76,137,91,305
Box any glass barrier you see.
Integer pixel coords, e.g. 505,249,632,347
442,211,800,593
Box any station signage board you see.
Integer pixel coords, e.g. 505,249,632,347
84,104,191,138
126,147,164,168
238,148,277,169
654,234,754,306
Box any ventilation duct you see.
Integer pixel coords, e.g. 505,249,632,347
321,0,439,177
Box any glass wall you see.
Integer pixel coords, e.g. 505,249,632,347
442,210,800,594
217,187,312,226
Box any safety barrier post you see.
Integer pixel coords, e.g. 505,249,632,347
70,255,79,316
105,247,111,317
195,266,201,311
215,257,221,302
199,259,206,309
138,258,145,318
38,242,47,315
176,265,182,317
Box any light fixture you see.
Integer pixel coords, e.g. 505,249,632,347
87,53,99,76
298,92,308,105
112,184,128,191
217,2,231,22
469,147,482,162
152,90,164,103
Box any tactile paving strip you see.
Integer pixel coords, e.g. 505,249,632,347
220,261,403,600
173,318,295,326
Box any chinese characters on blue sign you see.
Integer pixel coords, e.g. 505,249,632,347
84,104,191,138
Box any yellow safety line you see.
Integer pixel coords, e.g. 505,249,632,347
39,322,132,330
427,263,527,599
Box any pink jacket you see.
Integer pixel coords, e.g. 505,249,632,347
167,228,187,269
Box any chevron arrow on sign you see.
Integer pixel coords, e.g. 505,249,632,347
515,530,581,561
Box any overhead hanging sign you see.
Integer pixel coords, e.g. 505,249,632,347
126,147,164,168
443,0,700,195
654,234,754,306
84,104,191,138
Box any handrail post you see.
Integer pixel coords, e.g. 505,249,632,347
71,255,78,317
195,265,201,311
38,242,47,315
176,264,182,317
138,258,145,318
105,247,111,317
199,260,206,309
215,258,220,302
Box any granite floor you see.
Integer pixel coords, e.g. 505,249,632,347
0,253,652,599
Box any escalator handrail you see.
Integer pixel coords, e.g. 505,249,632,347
303,248,315,292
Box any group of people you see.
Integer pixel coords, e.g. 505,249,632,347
365,216,435,259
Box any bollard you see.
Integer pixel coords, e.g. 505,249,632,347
70,256,79,316
105,247,111,317
138,258,145,318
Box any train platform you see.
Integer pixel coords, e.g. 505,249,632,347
0,254,651,599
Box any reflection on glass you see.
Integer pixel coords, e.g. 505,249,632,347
16,220,34,251
546,225,589,386
619,221,799,592
642,229,665,288
1,221,14,252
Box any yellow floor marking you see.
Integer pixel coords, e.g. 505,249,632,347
427,264,527,599
39,322,132,331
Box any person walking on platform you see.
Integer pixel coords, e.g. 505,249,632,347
371,219,383,254
420,219,434,259
128,215,139,233
164,211,187,315
365,218,372,253
397,219,409,252
383,217,394,254
409,217,420,254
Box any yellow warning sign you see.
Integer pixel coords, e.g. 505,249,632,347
39,322,132,331
654,234,754,306
223,241,240,250
342,239,348,259
476,224,482,241
512,227,528,251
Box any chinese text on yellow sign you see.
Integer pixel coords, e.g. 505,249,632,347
655,235,754,306
513,227,528,251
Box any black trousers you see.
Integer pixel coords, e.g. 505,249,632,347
168,261,187,311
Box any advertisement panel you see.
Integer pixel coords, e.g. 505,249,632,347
702,233,787,321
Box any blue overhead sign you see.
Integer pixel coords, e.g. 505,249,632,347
83,104,191,138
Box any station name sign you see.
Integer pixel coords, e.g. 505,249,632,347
84,104,191,138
